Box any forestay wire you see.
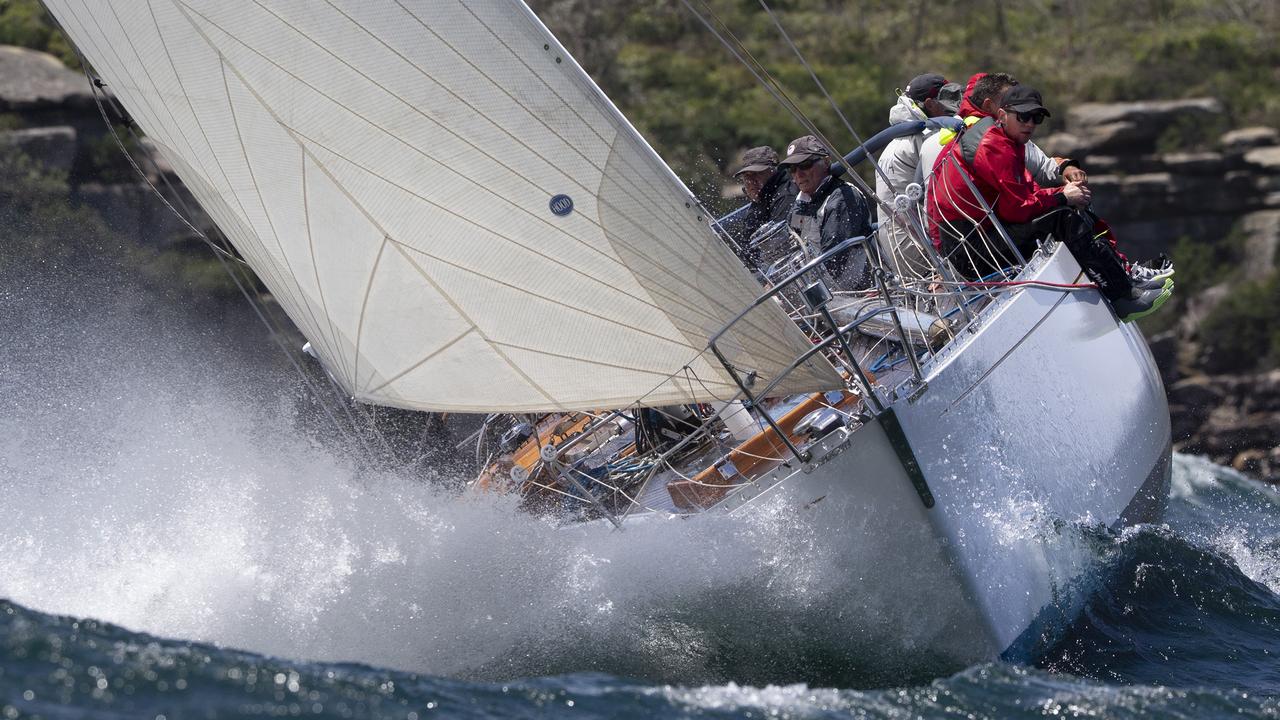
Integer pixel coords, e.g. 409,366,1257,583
680,0,913,216
752,0,901,196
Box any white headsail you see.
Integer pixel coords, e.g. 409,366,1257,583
44,0,842,411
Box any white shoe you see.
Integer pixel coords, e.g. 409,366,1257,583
1129,256,1174,286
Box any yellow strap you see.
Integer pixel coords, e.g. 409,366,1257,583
938,115,984,147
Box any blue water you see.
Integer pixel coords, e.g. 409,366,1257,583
5,259,1280,717
3,456,1280,719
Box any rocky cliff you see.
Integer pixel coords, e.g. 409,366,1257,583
1042,100,1280,479
0,45,211,250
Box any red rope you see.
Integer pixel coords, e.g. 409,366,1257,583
962,280,1097,289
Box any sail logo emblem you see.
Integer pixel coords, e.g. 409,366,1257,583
549,194,574,217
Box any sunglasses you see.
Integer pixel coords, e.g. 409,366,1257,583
1015,111,1047,125
788,158,820,172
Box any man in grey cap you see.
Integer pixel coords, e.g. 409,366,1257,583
726,145,798,269
779,134,873,291
874,73,961,282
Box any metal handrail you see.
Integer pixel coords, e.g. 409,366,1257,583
707,233,883,463
750,305,902,402
830,117,964,182
707,234,870,349
942,152,1026,268
702,117,1021,465
709,303,910,466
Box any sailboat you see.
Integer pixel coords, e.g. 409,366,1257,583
43,0,1171,668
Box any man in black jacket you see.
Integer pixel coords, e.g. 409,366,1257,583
728,145,798,270
779,135,874,290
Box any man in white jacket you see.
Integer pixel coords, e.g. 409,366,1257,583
874,74,960,281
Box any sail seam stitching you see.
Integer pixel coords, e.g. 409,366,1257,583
65,2,343,372
489,340,738,386
393,0,703,236
385,243,561,408
218,57,348,379
390,0,777,335
87,0,827,406
163,0,551,404
351,236,389,392
300,148,356,383
362,326,477,397
139,1,341,372
384,238,704,354
234,0,738,334
314,0,792,353
194,0,794,366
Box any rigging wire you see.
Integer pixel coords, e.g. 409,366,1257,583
752,0,899,196
684,0,944,294
678,0,828,153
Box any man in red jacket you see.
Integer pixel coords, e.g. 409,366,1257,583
927,85,1171,320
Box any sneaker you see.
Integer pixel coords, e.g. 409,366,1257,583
1113,278,1174,323
1129,255,1174,284
1132,274,1171,291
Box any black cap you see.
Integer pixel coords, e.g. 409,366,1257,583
778,135,827,166
1000,85,1051,116
936,82,963,115
905,73,947,102
733,146,778,176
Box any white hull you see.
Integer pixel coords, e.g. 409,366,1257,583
705,242,1171,665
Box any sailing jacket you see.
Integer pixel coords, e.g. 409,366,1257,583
874,96,939,278
790,175,874,290
719,169,798,270
875,95,933,205
739,169,799,269
922,72,1063,192
926,116,1067,249
741,168,799,238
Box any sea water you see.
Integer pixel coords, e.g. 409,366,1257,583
3,259,1280,718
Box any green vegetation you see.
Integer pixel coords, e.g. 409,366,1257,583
1139,223,1280,373
0,146,243,300
530,0,1280,200
1131,232,1211,348
1199,272,1280,373
1169,229,1245,298
0,0,76,67
1156,112,1230,155
0,146,107,268
7,0,1277,193
83,123,147,184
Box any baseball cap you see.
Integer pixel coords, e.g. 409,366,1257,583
733,146,778,177
936,82,963,115
1000,85,1051,116
905,73,947,102
778,135,827,166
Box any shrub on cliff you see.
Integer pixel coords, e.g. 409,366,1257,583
1198,272,1280,374
0,145,111,269
0,146,245,301
0,0,76,67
